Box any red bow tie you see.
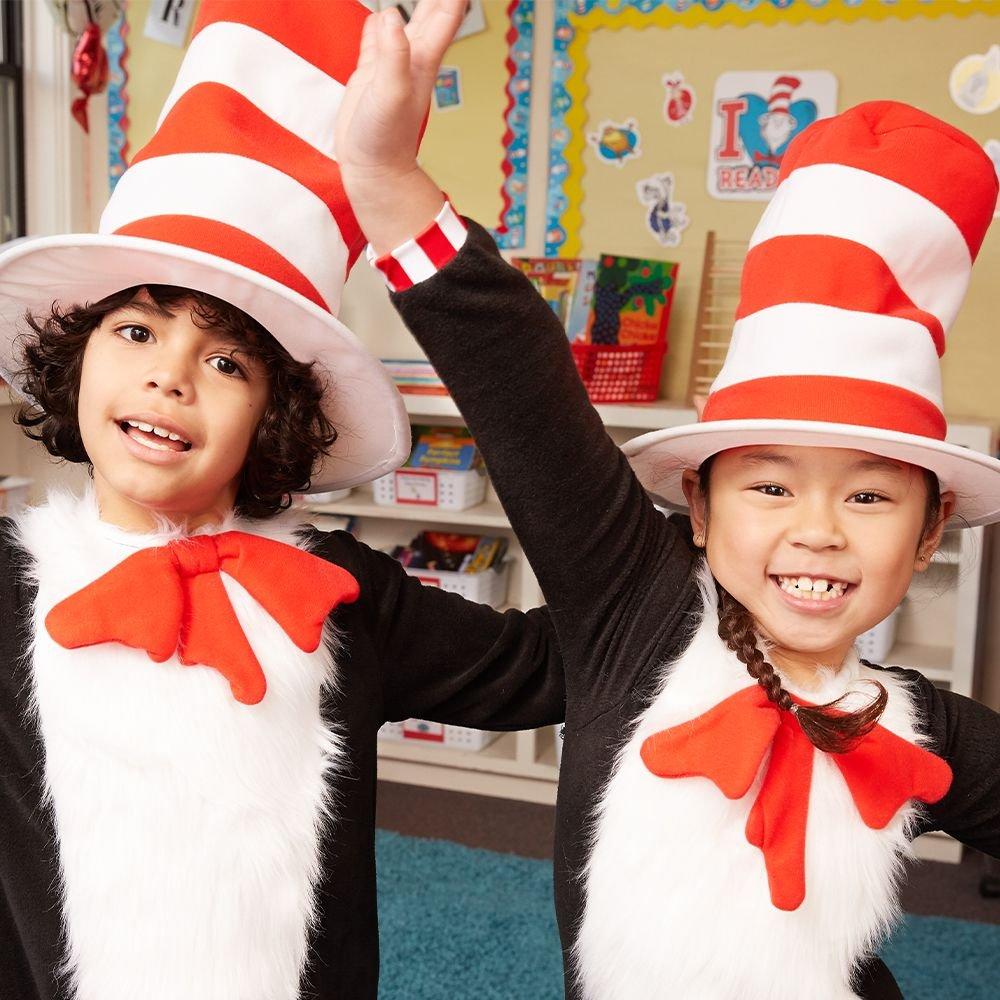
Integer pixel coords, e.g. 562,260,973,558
45,531,360,705
640,684,953,911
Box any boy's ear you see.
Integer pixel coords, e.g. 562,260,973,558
681,468,707,541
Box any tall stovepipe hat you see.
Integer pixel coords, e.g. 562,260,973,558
624,101,1000,528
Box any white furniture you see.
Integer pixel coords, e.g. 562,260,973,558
305,396,996,861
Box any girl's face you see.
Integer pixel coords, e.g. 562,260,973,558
682,445,955,679
77,291,271,532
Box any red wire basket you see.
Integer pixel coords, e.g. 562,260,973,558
571,341,667,403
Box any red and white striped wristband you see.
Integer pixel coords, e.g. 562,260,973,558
366,200,468,292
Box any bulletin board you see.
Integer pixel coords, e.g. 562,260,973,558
106,0,536,249
545,0,1000,408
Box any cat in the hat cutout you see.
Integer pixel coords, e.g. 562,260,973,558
0,3,566,999
340,4,1000,996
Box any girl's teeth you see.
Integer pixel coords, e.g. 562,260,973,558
777,576,847,601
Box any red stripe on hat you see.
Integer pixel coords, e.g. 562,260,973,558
132,84,364,270
112,216,328,310
192,0,369,86
738,235,946,356
702,375,947,440
778,101,999,259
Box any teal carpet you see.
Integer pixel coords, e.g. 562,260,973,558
376,830,1000,1000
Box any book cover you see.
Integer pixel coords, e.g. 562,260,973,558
586,255,679,348
408,426,481,471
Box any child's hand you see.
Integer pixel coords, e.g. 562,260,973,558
337,0,466,253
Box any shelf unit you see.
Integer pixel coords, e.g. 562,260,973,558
303,399,996,857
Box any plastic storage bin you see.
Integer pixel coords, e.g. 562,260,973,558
855,606,901,663
571,342,667,403
378,720,500,751
404,559,510,609
373,467,487,511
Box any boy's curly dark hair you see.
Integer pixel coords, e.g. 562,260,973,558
12,284,338,519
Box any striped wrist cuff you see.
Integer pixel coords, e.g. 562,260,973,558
366,200,468,292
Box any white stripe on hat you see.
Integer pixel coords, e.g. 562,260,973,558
750,162,972,331
156,22,346,161
713,302,944,407
99,153,348,311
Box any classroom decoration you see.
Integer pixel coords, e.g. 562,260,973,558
950,45,1000,115
635,172,689,247
143,0,197,47
707,71,837,200
434,67,462,109
588,119,642,166
986,141,1000,218
546,0,995,256
663,72,695,126
105,10,130,192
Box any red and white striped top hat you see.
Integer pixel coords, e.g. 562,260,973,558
624,101,1000,528
0,0,409,491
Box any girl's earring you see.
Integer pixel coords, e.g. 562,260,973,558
694,533,705,548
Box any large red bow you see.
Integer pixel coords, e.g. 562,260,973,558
45,531,360,705
640,685,952,910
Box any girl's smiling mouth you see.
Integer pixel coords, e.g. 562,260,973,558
770,574,856,611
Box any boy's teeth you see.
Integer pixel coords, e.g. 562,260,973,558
125,419,188,445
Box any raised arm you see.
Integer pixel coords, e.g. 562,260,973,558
336,4,696,682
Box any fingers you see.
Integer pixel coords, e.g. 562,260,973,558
372,8,414,108
407,0,467,80
356,9,378,71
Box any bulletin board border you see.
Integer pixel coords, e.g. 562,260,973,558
106,11,130,194
491,0,535,249
546,0,995,256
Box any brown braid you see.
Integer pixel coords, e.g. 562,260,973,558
716,587,887,754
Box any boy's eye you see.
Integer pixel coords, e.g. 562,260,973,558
209,355,244,378
117,324,152,343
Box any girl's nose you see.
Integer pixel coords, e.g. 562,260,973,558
787,501,847,551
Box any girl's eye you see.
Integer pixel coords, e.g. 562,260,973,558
116,324,152,344
754,483,788,497
851,491,887,505
209,355,245,378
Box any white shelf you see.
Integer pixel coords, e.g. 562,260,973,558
308,489,510,529
402,392,697,430
885,641,953,683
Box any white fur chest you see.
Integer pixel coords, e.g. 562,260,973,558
14,492,344,1000
574,570,926,1000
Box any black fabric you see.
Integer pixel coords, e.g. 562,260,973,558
392,219,1000,999
0,518,565,999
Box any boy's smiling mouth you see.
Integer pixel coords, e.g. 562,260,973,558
116,414,194,456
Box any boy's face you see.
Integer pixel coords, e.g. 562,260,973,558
77,290,270,530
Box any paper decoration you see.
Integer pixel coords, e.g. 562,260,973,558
105,11,130,192
379,0,486,41
636,172,689,248
950,46,1000,115
434,67,462,110
985,141,1000,218
143,0,196,47
588,119,642,166
663,72,695,126
707,70,837,200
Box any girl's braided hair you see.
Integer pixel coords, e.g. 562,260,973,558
697,454,942,754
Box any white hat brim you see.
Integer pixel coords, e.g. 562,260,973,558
0,235,410,492
622,419,1000,529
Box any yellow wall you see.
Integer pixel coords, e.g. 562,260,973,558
573,9,1000,414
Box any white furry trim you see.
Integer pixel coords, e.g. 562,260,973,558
574,560,925,1000
12,489,344,1000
